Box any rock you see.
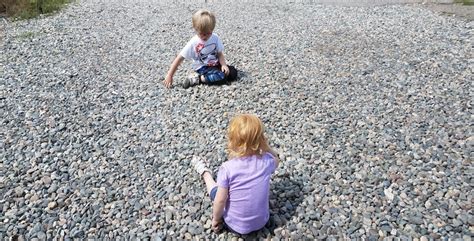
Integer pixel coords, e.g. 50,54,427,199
140,219,150,227
363,217,372,226
273,215,283,226
36,232,46,240
1,1,471,240
42,176,52,185
28,224,42,238
71,227,85,238
15,186,24,197
165,210,173,222
30,194,39,202
380,224,392,232
410,216,424,225
384,188,394,202
204,220,211,229
452,219,462,227
447,209,456,219
47,202,57,210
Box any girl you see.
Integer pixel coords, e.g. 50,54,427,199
191,114,280,234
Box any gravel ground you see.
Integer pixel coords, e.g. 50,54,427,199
422,3,474,21
1,0,473,240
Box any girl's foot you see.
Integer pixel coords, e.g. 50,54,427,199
191,156,211,176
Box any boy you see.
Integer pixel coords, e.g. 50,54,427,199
164,9,237,89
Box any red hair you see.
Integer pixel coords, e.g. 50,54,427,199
227,114,271,159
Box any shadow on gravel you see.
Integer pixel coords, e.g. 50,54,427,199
225,173,305,239
236,69,249,80
268,173,305,229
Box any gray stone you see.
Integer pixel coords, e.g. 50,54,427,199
410,216,424,225
36,232,46,240
447,209,456,219
1,1,472,240
452,219,462,227
70,227,85,238
380,224,392,232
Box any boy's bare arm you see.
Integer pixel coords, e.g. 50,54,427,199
212,187,228,232
217,52,229,75
164,55,184,88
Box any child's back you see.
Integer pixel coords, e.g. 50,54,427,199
217,152,277,234
192,114,279,234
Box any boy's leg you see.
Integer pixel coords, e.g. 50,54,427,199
184,72,201,88
201,67,226,84
225,65,238,82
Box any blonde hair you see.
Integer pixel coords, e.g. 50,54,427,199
192,9,216,33
227,114,271,159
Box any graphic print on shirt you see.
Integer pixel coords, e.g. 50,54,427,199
195,42,219,66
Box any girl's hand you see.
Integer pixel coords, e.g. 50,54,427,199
221,64,229,76
211,218,223,233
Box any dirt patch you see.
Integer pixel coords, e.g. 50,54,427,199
421,3,474,21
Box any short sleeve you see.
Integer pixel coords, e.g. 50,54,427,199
266,152,277,174
179,39,195,60
216,35,224,53
216,165,229,188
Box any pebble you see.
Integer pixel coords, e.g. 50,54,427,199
204,220,212,229
47,202,57,210
1,0,471,239
42,176,52,185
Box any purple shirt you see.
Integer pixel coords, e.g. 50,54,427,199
216,152,277,234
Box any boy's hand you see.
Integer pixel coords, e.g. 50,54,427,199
211,218,223,233
221,64,229,76
164,75,173,88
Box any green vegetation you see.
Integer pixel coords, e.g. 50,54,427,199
0,0,71,20
454,0,474,5
463,0,474,6
16,31,36,39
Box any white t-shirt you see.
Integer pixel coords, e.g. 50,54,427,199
179,33,224,70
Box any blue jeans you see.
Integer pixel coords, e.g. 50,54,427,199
210,186,218,201
197,66,225,83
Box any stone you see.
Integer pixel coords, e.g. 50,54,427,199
204,220,211,229
42,176,52,185
384,188,395,202
1,1,472,240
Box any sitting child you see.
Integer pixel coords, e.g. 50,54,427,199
164,9,237,89
192,114,279,234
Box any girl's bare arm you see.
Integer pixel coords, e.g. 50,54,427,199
212,187,228,232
